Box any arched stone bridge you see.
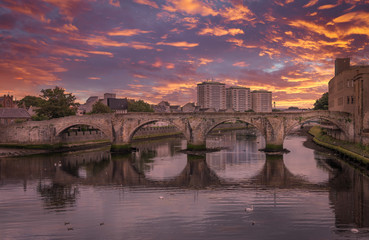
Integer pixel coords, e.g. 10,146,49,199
0,110,354,151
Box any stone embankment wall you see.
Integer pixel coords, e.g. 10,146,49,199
133,126,181,139
58,130,109,143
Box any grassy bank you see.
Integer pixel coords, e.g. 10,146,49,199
309,126,369,166
0,140,111,150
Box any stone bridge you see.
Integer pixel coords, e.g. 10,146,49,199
0,111,354,151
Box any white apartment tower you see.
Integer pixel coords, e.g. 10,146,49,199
197,81,226,111
226,86,251,112
251,90,272,112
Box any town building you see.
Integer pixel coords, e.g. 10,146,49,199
328,58,369,143
251,90,272,112
197,81,226,111
77,96,99,115
0,94,15,108
0,108,31,125
107,98,128,114
78,93,128,115
328,58,361,114
226,86,251,112
182,102,196,112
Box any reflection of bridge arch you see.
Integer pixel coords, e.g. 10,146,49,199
55,155,221,188
250,155,328,189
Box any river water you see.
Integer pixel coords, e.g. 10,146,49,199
1,129,369,240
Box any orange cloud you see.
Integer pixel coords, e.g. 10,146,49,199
156,41,199,48
163,0,218,16
109,0,120,7
220,4,255,22
73,35,154,49
198,58,213,65
152,59,163,68
303,0,319,7
198,26,244,36
43,0,92,22
88,77,101,80
108,28,151,36
166,63,175,69
87,51,114,57
133,0,159,8
233,61,249,67
133,74,147,78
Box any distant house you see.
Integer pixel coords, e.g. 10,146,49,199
182,102,196,112
170,105,181,113
154,101,171,113
0,94,15,108
107,98,128,114
77,96,99,115
0,108,31,125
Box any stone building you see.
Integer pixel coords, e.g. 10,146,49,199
77,96,99,115
107,98,128,114
328,58,369,143
197,81,226,111
251,90,272,112
226,86,251,112
0,108,31,125
0,94,15,108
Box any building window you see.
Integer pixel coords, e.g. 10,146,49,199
351,96,354,104
347,96,350,104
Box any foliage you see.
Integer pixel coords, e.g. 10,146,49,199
36,86,78,119
127,99,154,112
313,92,328,110
90,101,112,114
0,103,2,107
17,95,45,108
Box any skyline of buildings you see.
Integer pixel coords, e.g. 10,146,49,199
198,81,272,112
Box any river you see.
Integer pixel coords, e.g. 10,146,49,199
0,129,369,240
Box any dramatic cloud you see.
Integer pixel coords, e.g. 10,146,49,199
0,0,368,108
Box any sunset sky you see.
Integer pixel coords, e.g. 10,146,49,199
1,0,369,108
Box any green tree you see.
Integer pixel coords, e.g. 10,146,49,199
313,92,328,110
90,101,112,114
127,100,154,112
17,95,45,108
36,86,78,119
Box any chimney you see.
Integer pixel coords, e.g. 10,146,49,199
335,58,350,76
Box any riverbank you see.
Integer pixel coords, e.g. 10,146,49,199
308,126,369,169
0,140,111,158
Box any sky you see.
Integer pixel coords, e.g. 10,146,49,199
0,0,369,108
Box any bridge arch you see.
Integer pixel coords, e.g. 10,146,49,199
285,115,349,140
55,120,113,142
127,119,189,143
205,118,265,138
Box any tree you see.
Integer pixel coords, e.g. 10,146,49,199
90,101,112,114
36,86,78,119
313,92,328,110
127,99,154,112
17,95,45,108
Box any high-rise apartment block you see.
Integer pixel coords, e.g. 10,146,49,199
197,81,226,110
251,90,272,112
226,86,251,112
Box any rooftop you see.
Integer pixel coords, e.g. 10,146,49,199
0,108,31,118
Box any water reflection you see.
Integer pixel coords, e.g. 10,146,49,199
1,130,369,239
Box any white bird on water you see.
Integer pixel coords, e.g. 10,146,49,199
351,228,359,233
245,205,254,212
